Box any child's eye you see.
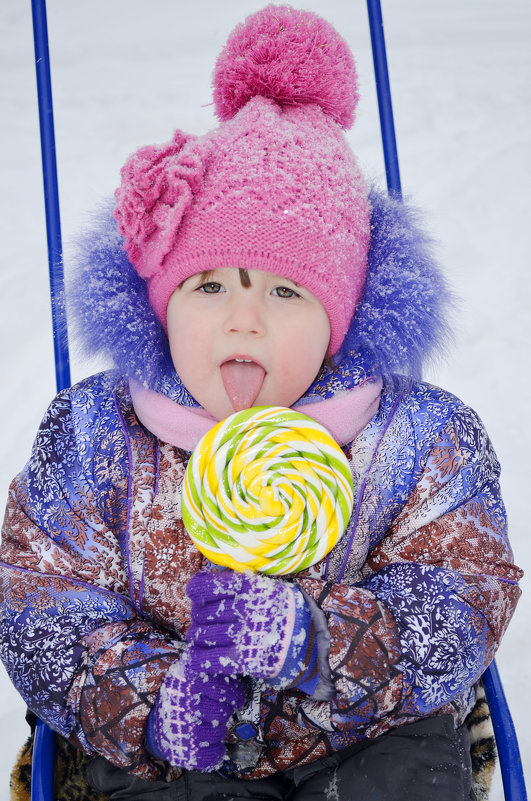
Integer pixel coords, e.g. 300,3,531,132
198,282,223,294
272,286,299,299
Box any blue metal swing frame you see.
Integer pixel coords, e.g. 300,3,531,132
28,0,527,799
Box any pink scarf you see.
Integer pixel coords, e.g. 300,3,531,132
130,378,383,450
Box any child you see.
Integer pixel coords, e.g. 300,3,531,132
0,5,522,800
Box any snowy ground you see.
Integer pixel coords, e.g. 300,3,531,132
1,0,529,796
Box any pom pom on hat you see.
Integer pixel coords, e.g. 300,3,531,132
213,4,359,130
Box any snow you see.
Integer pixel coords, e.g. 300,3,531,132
1,0,530,796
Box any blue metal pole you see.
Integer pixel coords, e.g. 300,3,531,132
31,719,55,801
366,0,402,198
483,662,528,801
31,0,71,392
30,4,71,795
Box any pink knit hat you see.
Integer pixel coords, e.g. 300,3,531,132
114,5,370,354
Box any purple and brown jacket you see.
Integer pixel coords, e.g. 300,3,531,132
0,189,522,779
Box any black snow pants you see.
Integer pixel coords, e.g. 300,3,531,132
86,715,475,801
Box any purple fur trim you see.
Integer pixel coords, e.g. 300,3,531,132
68,189,455,402
338,187,455,383
68,201,198,406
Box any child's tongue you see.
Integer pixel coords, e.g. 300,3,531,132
220,360,266,412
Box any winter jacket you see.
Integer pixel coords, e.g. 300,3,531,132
0,188,522,780
0,370,521,779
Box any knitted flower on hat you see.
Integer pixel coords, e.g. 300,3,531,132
114,5,370,354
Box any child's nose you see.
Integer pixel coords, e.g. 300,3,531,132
224,294,266,336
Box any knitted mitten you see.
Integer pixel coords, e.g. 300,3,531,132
186,569,320,693
147,658,245,771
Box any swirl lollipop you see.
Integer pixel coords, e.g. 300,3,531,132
181,406,354,575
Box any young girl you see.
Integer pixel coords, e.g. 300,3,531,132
0,6,522,800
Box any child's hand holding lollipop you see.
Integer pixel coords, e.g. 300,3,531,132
186,568,319,694
183,406,354,692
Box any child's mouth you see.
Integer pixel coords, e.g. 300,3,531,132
220,358,266,412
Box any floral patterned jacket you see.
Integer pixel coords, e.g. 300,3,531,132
0,370,522,779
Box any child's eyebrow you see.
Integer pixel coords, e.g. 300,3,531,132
239,269,251,288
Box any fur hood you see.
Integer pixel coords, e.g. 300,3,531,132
68,186,453,406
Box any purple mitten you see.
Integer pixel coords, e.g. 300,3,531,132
146,657,245,771
187,569,321,693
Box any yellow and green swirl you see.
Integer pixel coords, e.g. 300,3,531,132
181,406,354,575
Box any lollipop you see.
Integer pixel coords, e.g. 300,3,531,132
181,406,354,575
